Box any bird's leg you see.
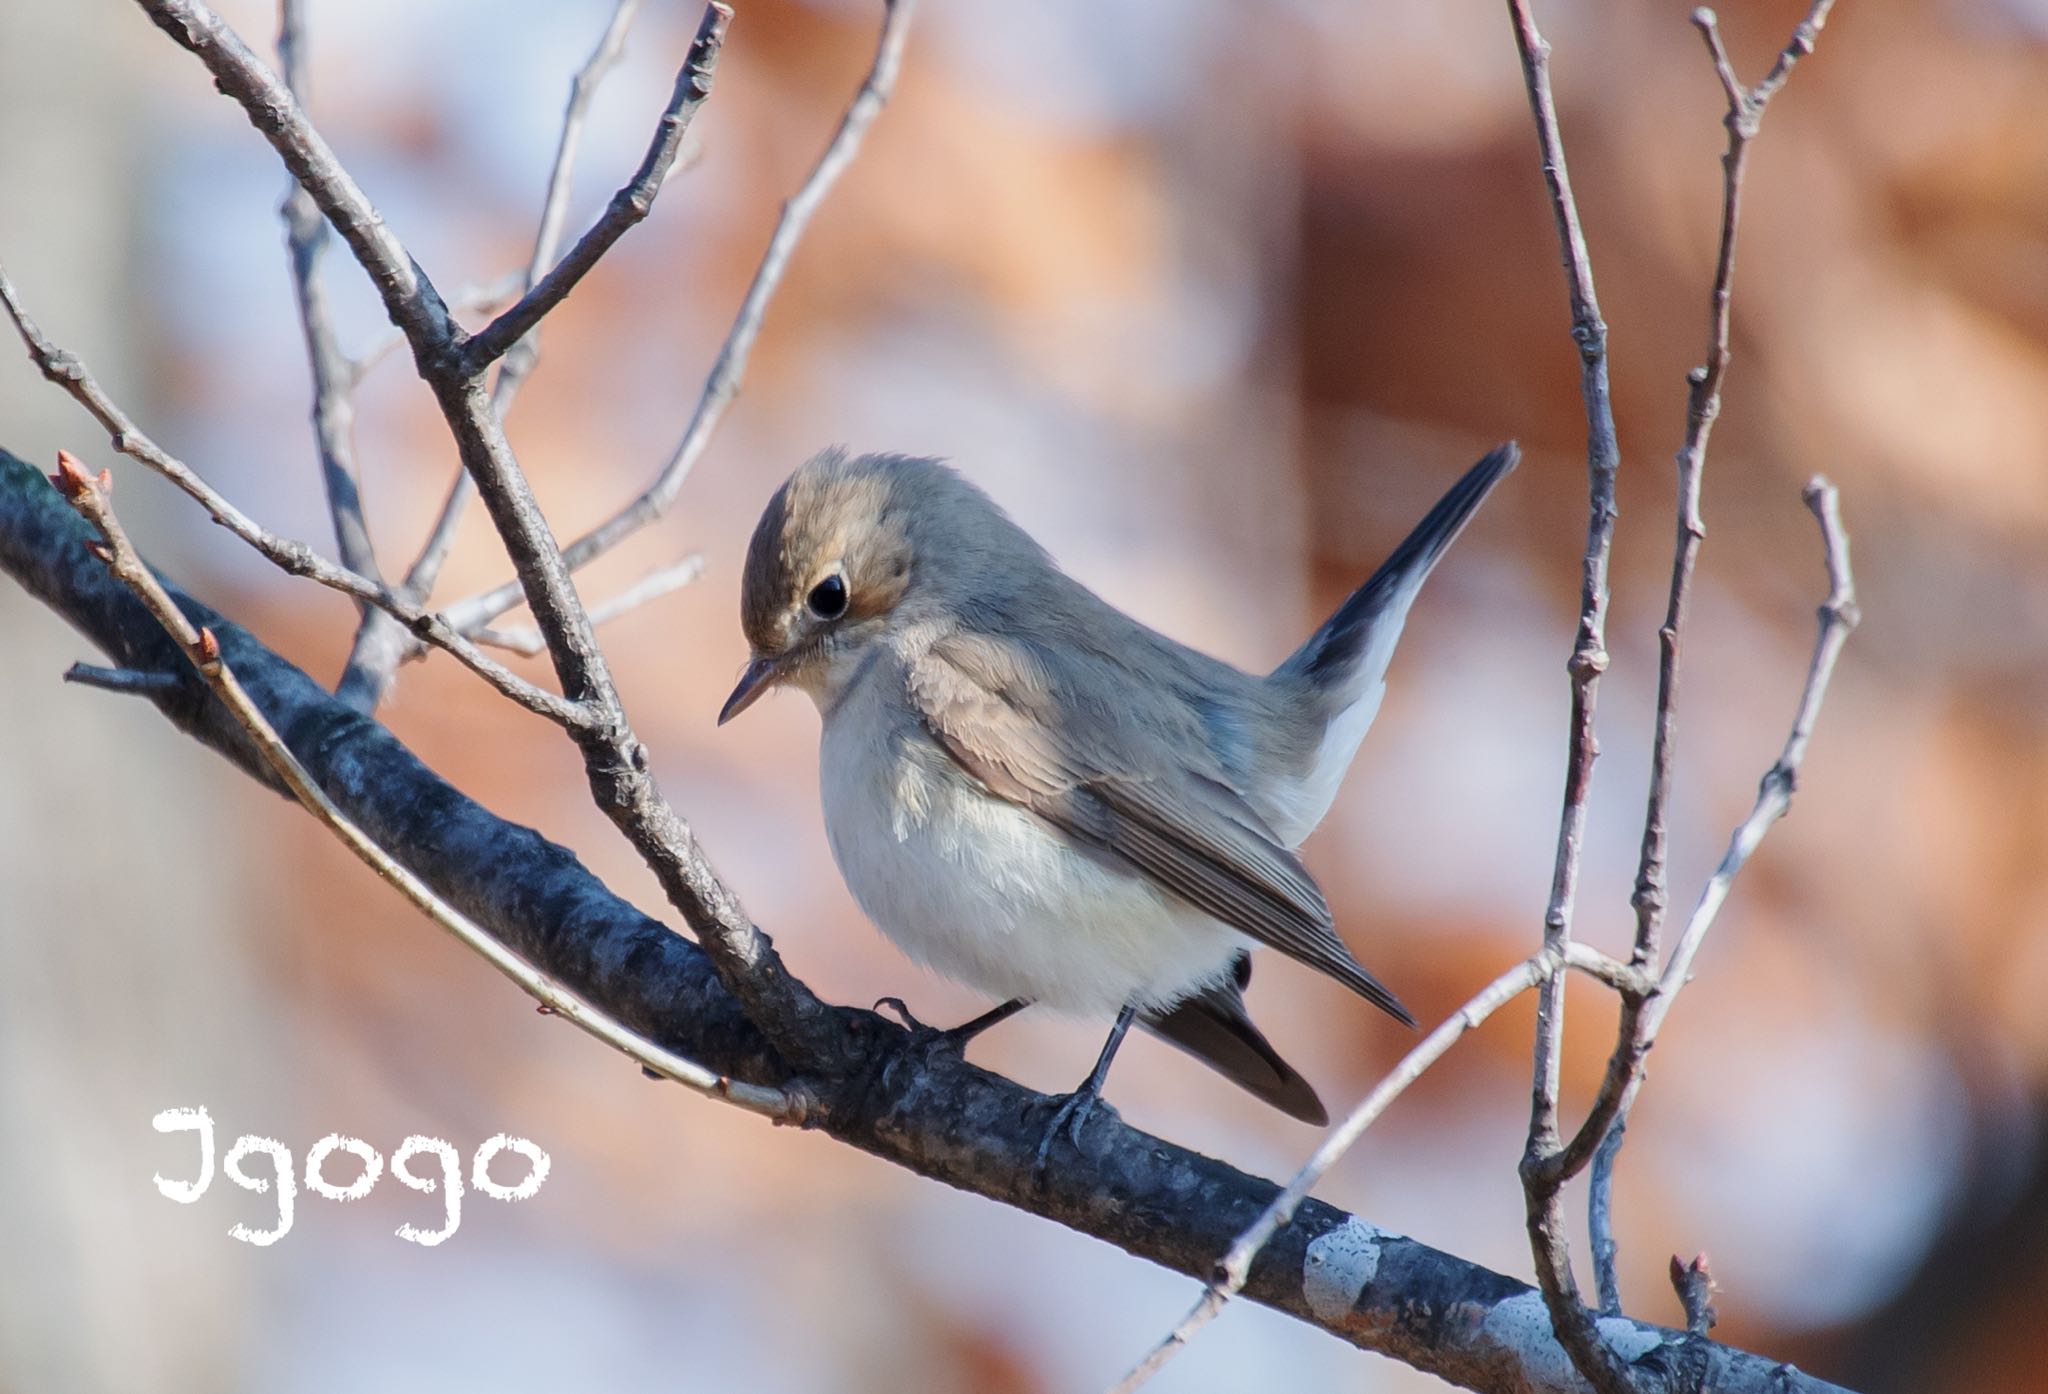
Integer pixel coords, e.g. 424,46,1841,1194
939,997,1032,1046
1033,1003,1137,1180
875,996,1031,1058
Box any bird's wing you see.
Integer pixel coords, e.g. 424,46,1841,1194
906,630,1413,1025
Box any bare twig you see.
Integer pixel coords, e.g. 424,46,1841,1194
278,0,377,588
1582,476,1855,1323
140,2,459,351
276,0,413,711
1669,1253,1718,1336
1110,941,1649,1392
49,449,797,1123
437,0,922,638
473,553,703,656
1112,952,1554,1392
1660,477,1857,1007
343,0,654,706
63,662,182,696
0,263,590,729
460,1,727,372
1570,0,1838,1316
1503,0,1630,1384
1590,1114,1629,1314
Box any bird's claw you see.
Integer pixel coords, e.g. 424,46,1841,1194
1031,1087,1111,1184
875,996,977,1063
873,996,928,1032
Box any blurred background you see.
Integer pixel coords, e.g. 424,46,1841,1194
3,0,2045,1389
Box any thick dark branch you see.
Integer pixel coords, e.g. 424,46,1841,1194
460,4,731,373
0,446,1855,1394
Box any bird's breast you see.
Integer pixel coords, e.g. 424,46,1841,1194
816,698,1241,1015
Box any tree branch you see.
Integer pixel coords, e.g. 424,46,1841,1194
133,0,852,1074
64,661,182,696
48,449,798,1122
344,0,655,707
1112,952,1553,1391
473,554,703,657
458,3,729,373
1503,0,1630,1385
0,261,590,729
1568,0,1838,1315
0,445,1854,1394
277,0,378,590
275,0,415,712
435,0,922,639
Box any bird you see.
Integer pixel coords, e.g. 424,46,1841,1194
720,442,1517,1159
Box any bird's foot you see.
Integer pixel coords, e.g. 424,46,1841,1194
1031,1084,1115,1185
874,996,1028,1063
873,997,975,1064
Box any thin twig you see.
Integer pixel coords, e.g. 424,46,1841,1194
139,1,459,351
277,0,413,711
1590,1115,1628,1314
404,0,648,604
1111,945,1630,1392
1574,0,1838,1315
64,662,183,696
437,0,922,638
1503,0,1630,1385
49,449,797,1123
459,2,728,372
473,554,703,656
1581,478,1855,1315
277,0,378,590
1658,477,1857,1013
1669,1253,1718,1337
344,0,652,706
0,263,590,729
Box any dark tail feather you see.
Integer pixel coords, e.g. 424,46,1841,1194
1140,962,1328,1126
1278,442,1519,693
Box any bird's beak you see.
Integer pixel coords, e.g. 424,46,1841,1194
718,654,782,725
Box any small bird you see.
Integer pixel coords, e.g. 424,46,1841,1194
721,443,1517,1154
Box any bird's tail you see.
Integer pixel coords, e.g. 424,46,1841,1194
1140,956,1328,1125
1263,443,1518,838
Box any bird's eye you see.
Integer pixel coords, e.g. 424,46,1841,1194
806,573,848,621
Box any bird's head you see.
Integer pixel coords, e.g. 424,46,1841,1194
721,448,1039,723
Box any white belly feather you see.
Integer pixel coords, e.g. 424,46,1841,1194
819,699,1243,1016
